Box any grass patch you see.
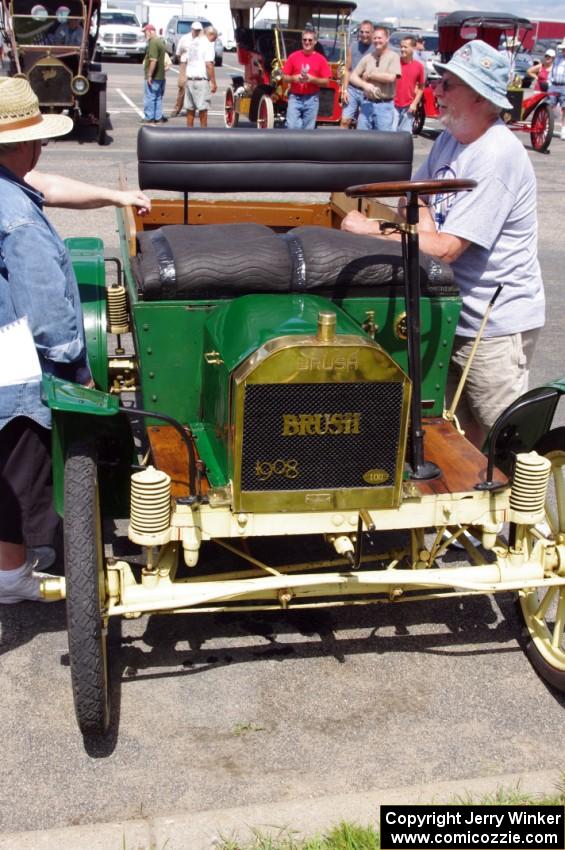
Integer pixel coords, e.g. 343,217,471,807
232,721,266,736
214,781,565,850
219,822,380,850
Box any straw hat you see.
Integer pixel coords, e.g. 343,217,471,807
0,77,72,144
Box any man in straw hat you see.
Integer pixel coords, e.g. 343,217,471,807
0,77,95,603
342,39,544,447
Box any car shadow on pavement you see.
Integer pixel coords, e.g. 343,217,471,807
112,591,515,681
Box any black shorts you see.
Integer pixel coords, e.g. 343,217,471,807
0,416,59,546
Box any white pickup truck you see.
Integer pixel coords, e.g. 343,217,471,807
96,8,146,61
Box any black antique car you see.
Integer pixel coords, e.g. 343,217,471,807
0,0,108,143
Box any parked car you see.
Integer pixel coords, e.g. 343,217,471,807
95,8,145,61
225,0,354,129
2,0,108,144
164,16,224,66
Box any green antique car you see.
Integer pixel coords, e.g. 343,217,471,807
42,127,565,738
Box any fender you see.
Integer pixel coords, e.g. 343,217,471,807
65,237,108,392
42,376,134,518
485,378,565,475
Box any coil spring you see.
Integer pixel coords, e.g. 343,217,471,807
130,466,171,536
107,285,129,335
509,451,552,521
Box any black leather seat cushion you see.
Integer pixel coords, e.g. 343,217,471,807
137,127,413,193
133,223,457,301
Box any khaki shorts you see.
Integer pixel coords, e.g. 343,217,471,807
446,329,540,441
185,79,211,112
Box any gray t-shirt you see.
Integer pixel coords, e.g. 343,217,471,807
414,120,544,337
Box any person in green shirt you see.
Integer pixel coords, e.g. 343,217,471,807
142,24,167,123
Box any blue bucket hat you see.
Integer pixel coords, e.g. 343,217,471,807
433,39,512,110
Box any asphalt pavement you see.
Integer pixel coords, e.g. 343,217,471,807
1,58,565,848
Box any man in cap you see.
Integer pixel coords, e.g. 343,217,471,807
342,40,544,447
549,40,565,140
176,20,216,127
142,23,167,124
0,77,93,602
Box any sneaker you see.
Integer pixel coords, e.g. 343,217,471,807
158,116,168,123
0,561,58,604
28,545,56,572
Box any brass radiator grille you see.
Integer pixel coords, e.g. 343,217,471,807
240,381,404,493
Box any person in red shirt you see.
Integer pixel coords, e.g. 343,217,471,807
526,49,555,92
393,36,425,133
282,29,331,129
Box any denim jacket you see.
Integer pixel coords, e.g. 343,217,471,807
0,164,90,430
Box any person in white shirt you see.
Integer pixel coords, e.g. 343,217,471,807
342,40,544,447
549,40,565,141
175,20,217,127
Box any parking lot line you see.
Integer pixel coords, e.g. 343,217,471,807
116,87,143,117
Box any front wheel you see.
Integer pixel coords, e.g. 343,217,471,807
65,440,110,737
412,101,425,135
224,85,239,128
519,428,565,690
257,93,274,129
530,102,554,153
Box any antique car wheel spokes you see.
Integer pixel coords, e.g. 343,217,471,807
224,85,239,128
257,94,274,129
530,103,554,153
64,440,111,737
519,429,565,689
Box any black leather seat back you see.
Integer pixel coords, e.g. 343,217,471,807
137,127,413,194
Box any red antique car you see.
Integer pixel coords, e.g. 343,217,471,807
224,0,356,128
412,11,554,153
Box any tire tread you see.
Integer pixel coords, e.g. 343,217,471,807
64,441,110,736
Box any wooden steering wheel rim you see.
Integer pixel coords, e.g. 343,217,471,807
345,178,477,199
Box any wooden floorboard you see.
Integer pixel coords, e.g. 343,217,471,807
416,418,507,496
147,419,506,502
147,425,209,499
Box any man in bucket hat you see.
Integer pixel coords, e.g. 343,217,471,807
0,77,93,603
342,39,544,447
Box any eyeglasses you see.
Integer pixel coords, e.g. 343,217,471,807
437,76,465,92
302,37,314,42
